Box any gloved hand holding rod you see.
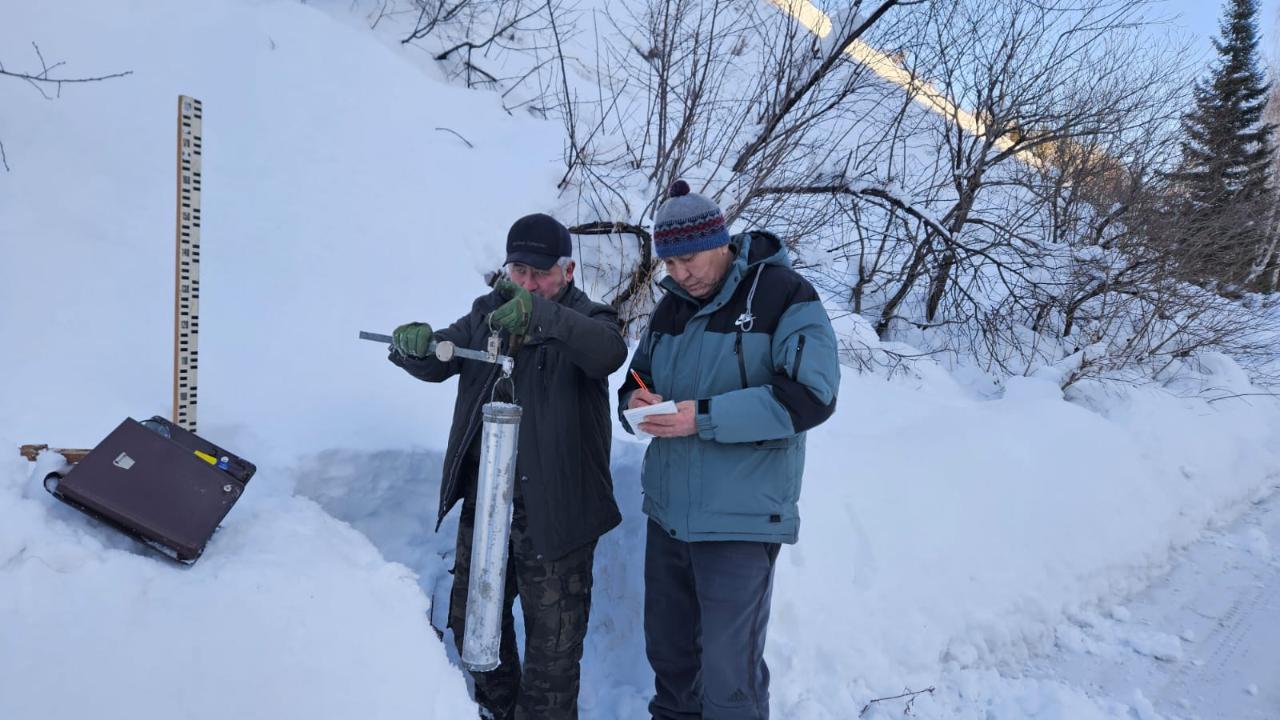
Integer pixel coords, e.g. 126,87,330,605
357,329,515,376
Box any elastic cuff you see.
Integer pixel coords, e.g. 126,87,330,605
620,391,637,433
695,398,716,440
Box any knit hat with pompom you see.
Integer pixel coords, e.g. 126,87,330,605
653,179,729,258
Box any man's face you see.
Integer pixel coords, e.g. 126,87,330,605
508,260,574,300
663,246,733,299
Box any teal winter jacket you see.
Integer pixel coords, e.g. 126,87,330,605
618,231,840,543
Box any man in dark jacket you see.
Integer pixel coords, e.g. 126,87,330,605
618,181,841,720
389,213,626,720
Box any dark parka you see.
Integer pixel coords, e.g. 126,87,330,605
390,282,626,560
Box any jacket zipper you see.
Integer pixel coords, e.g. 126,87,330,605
734,332,748,388
791,335,806,381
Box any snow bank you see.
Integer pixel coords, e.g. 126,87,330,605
295,342,1280,718
1,0,560,716
0,0,563,456
3,0,1279,718
0,446,474,719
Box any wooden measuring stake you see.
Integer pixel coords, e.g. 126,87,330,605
174,95,202,432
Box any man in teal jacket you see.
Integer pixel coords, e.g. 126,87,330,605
618,180,840,719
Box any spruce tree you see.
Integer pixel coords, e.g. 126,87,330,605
1173,0,1277,289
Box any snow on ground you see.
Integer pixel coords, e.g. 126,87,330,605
287,343,1280,718
3,1,1280,719
1,0,552,716
0,448,474,720
0,0,564,456
1028,479,1280,720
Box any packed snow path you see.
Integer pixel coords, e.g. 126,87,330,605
1028,483,1280,719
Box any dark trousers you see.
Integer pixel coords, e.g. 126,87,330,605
449,483,596,720
644,520,781,720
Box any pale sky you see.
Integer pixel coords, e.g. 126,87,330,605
1160,0,1280,67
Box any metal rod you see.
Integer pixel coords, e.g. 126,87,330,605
358,330,514,374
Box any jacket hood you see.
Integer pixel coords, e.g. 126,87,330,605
739,230,791,270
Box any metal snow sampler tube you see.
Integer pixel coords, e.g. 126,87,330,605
461,399,522,672
357,326,522,670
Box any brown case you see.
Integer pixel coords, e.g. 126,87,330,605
46,417,249,563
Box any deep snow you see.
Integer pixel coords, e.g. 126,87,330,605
3,1,1280,718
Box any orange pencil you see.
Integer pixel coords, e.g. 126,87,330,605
630,369,650,393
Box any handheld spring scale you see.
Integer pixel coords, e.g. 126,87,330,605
358,330,515,376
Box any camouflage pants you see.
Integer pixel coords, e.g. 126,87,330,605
449,482,596,720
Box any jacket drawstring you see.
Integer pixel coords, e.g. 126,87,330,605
735,265,766,333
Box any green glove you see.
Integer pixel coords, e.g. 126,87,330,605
489,279,533,337
392,322,434,358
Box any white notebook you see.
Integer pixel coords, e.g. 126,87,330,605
622,400,679,440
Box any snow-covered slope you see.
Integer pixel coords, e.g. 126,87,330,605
3,1,1280,718
0,0,564,454
1,0,555,717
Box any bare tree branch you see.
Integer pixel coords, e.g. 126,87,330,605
731,0,903,173
0,42,132,100
1,42,133,172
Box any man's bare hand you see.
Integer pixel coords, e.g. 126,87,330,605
628,388,664,409
639,400,696,438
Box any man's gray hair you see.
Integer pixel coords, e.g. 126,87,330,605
505,257,573,272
